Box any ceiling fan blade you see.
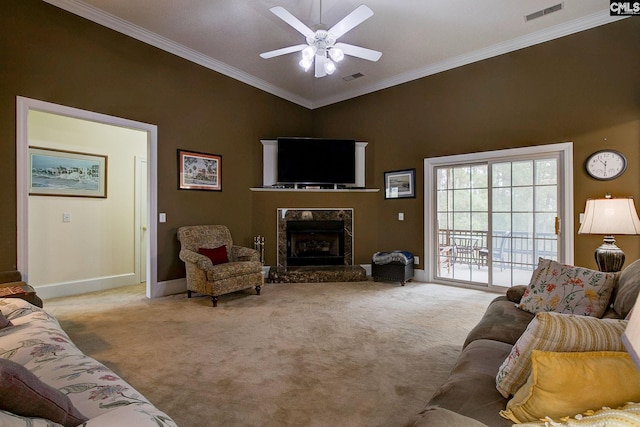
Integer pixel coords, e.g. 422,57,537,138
334,43,382,62
315,54,326,78
260,44,307,59
269,6,315,39
328,5,374,39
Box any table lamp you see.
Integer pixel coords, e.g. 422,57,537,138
577,195,640,272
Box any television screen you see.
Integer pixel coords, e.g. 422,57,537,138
277,138,356,185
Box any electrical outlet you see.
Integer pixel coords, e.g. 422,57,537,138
398,212,404,221
414,256,420,265
63,212,71,223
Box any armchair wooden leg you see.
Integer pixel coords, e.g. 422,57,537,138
187,290,192,299
255,285,261,295
211,296,218,307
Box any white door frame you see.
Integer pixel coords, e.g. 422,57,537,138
135,156,148,284
16,96,160,298
424,142,574,288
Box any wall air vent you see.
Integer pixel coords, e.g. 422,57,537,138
343,73,365,82
525,3,563,22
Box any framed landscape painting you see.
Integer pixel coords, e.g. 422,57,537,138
29,147,108,198
178,149,222,191
384,168,416,199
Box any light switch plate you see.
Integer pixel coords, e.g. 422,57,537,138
159,213,167,223
398,212,404,221
63,212,71,223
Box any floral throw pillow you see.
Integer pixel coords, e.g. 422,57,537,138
517,258,616,318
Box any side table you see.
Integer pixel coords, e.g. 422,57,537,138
0,284,43,308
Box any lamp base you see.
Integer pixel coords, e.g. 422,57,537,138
595,236,625,272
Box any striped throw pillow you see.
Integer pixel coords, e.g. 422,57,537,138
496,311,627,398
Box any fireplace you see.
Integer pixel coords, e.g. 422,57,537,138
277,208,353,268
286,220,345,266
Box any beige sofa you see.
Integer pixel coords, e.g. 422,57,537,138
406,258,640,426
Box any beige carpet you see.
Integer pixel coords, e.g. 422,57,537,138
44,281,498,427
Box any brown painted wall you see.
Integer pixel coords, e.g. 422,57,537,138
0,0,312,278
2,1,640,282
312,18,640,270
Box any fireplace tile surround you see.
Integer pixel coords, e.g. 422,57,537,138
277,208,353,268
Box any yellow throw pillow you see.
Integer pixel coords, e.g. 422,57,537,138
500,350,640,423
496,312,627,398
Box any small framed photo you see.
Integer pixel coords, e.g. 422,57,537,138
29,147,107,198
384,168,416,199
178,149,222,191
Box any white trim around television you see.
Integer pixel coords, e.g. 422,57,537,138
260,139,368,189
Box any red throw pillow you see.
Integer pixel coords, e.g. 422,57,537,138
198,246,229,265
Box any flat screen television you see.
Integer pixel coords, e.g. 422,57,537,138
277,137,356,185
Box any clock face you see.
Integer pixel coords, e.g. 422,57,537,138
585,150,627,180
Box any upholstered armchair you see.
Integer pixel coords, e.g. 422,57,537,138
177,225,263,307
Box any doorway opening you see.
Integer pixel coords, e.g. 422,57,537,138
16,97,159,299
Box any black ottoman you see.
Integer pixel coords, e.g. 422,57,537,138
371,251,414,285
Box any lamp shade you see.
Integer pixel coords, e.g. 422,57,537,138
578,197,640,236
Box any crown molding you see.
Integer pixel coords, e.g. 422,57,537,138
311,11,628,109
41,0,313,109
41,1,625,110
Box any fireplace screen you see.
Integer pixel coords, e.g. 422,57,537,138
286,220,345,266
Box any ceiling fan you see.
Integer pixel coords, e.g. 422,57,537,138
260,2,382,78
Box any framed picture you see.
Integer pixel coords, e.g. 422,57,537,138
29,147,108,198
384,168,415,199
178,149,222,191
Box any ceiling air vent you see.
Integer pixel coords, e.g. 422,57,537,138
525,3,563,22
343,73,365,82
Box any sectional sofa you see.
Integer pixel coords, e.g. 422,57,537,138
407,258,640,426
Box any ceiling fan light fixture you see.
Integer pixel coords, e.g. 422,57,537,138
324,59,336,75
260,4,381,79
302,45,317,60
299,57,313,71
329,47,344,62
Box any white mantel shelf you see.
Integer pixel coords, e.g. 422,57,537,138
250,187,379,193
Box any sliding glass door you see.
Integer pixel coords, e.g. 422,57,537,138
428,145,572,288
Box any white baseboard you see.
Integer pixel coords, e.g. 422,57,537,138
36,268,427,301
361,264,372,276
151,278,187,298
413,268,426,282
35,273,138,300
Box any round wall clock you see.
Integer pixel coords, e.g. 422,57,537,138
585,149,627,180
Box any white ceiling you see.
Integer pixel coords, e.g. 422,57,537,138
43,0,622,109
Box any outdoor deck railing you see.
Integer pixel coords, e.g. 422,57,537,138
438,229,557,269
